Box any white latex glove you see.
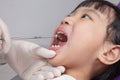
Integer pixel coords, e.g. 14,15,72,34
0,19,11,65
5,40,65,80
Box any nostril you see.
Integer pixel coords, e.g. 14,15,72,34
64,21,69,24
61,21,70,25
61,17,73,25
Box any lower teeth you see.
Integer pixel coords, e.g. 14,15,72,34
52,45,60,48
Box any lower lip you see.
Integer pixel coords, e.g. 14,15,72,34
49,43,65,52
49,46,58,51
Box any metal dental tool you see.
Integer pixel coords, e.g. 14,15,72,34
0,36,54,41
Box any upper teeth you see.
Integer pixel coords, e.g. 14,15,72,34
57,31,64,34
55,31,64,38
55,34,58,38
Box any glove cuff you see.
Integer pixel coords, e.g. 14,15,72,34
0,51,6,65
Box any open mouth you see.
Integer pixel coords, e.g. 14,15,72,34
50,30,68,51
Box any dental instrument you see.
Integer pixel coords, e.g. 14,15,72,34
0,36,54,40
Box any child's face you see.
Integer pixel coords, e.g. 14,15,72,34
49,7,109,68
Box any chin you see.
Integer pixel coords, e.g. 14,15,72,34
48,54,65,66
48,58,62,66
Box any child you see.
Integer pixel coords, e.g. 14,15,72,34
48,0,120,80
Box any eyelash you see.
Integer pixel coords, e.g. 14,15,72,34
66,14,93,21
81,14,92,20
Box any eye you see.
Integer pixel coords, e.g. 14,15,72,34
81,14,91,20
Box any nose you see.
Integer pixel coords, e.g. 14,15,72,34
61,16,74,26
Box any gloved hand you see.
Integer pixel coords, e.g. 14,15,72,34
5,40,65,80
0,19,11,65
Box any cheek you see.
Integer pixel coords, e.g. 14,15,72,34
71,23,106,48
69,24,106,58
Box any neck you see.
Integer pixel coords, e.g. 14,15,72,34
64,60,106,80
65,66,91,80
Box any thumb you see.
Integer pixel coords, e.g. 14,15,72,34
0,19,11,53
36,47,56,58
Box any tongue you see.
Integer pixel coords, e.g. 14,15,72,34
57,33,67,42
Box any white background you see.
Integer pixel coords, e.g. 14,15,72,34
0,0,119,80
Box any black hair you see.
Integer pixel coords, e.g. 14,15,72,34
73,0,120,80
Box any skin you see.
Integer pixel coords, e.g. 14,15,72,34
48,7,112,80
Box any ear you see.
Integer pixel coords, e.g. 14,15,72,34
98,43,120,65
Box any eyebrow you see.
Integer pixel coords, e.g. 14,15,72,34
83,9,100,18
